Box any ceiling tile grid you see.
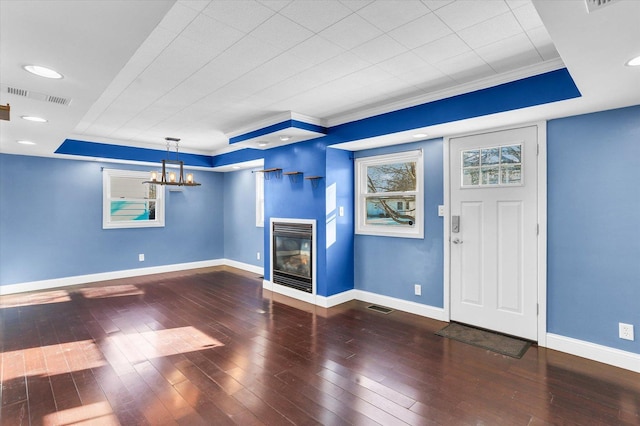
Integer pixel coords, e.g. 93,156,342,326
2,0,568,154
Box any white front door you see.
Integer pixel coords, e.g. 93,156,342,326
450,126,538,341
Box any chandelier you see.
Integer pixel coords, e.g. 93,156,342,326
146,137,201,186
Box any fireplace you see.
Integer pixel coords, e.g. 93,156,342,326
272,221,313,293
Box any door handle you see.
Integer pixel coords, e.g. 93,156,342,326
452,238,463,244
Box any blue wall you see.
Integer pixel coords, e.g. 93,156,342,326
354,138,445,307
263,140,328,291
326,148,355,296
0,154,224,286
262,140,355,297
547,105,640,354
223,169,264,268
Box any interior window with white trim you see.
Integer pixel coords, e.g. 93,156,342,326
103,169,164,229
355,150,424,239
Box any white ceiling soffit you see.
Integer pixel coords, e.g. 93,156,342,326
1,0,638,160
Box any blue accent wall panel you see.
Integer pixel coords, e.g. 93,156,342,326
354,138,444,307
323,68,580,146
0,154,224,286
263,140,329,293
56,139,213,167
223,169,264,268
229,120,326,144
547,105,640,354
326,148,355,295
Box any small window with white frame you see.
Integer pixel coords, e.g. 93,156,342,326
355,150,423,239
103,168,164,229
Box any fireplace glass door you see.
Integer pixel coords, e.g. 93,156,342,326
272,223,313,293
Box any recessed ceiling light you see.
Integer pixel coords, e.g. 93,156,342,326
23,65,63,79
625,55,640,67
232,166,241,169
21,115,48,123
17,140,36,145
413,133,428,138
279,135,291,142
258,141,269,147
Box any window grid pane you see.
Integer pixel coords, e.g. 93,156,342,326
461,144,522,187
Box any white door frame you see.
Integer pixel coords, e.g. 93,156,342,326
443,121,548,346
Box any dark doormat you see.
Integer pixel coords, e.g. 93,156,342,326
436,322,531,359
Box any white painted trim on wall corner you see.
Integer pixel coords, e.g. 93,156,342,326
0,259,225,296
546,333,640,373
536,121,548,347
223,259,264,275
442,137,451,321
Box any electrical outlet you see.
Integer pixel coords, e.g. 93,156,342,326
414,284,421,296
257,252,261,260
619,323,634,341
138,253,144,262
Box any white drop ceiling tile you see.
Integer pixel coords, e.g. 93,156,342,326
414,73,457,93
279,1,353,33
434,51,495,83
250,13,314,51
201,0,275,33
421,1,455,12
434,0,510,31
178,0,210,13
395,63,449,86
339,0,374,12
257,0,293,12
329,66,394,91
413,33,471,64
288,36,345,66
388,12,452,50
476,33,540,73
319,13,383,50
511,2,544,30
250,52,312,85
376,51,430,77
255,73,325,105
505,0,531,10
215,35,284,75
310,51,372,83
527,26,560,61
458,12,523,49
357,0,430,32
157,2,199,34
351,34,409,65
180,13,246,47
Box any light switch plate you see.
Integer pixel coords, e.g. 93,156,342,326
438,205,445,217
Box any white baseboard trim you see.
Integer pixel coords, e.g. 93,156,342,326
353,290,447,321
222,259,264,275
0,259,225,295
262,280,446,321
262,280,317,305
546,333,640,373
317,289,358,308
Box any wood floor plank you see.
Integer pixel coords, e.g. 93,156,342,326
1,266,639,425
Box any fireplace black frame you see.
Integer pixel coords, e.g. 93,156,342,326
272,222,313,293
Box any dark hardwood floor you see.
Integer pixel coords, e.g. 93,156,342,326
1,266,638,425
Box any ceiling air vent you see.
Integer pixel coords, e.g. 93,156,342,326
3,85,71,106
47,95,71,106
7,86,29,97
585,0,621,13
